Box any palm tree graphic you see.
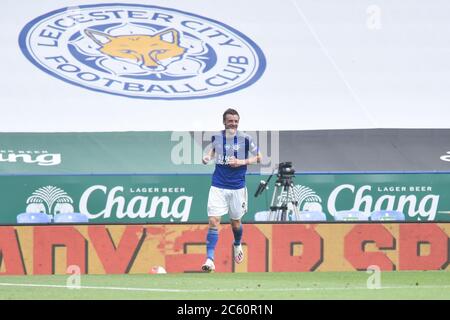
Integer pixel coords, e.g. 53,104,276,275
277,185,322,209
26,186,73,216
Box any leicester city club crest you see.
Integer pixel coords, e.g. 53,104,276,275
19,4,266,100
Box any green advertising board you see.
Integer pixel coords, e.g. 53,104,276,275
0,173,449,224
1,131,449,224
0,132,213,174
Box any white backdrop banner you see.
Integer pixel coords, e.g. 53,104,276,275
1,0,449,132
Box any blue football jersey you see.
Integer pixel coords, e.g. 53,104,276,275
210,131,259,190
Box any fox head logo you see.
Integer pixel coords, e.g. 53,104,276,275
84,28,186,71
21,4,265,99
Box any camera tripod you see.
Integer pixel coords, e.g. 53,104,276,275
254,162,300,221
268,176,300,221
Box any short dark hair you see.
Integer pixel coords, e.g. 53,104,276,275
223,108,240,122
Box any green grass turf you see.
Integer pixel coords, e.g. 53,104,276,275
0,271,449,300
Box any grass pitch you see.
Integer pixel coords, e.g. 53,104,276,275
0,271,449,300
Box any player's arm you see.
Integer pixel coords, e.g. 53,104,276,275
246,151,262,165
229,136,262,167
229,151,262,167
202,148,215,165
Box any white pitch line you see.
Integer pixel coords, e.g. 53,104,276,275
289,0,378,127
1,282,450,293
0,282,184,292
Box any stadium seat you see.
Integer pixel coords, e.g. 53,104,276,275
294,211,327,222
16,212,52,224
53,212,89,223
254,211,271,221
254,210,304,222
370,210,405,221
333,210,370,222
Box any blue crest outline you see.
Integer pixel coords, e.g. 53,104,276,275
18,3,266,100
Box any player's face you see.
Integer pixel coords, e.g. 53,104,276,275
224,114,239,134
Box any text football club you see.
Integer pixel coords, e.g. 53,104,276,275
19,4,266,100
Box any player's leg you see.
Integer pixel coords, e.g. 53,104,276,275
203,187,227,272
202,216,220,272
229,187,247,264
230,218,244,264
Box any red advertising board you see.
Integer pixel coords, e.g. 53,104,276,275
0,224,448,275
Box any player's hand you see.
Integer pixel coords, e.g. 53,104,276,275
202,155,211,164
228,157,246,167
